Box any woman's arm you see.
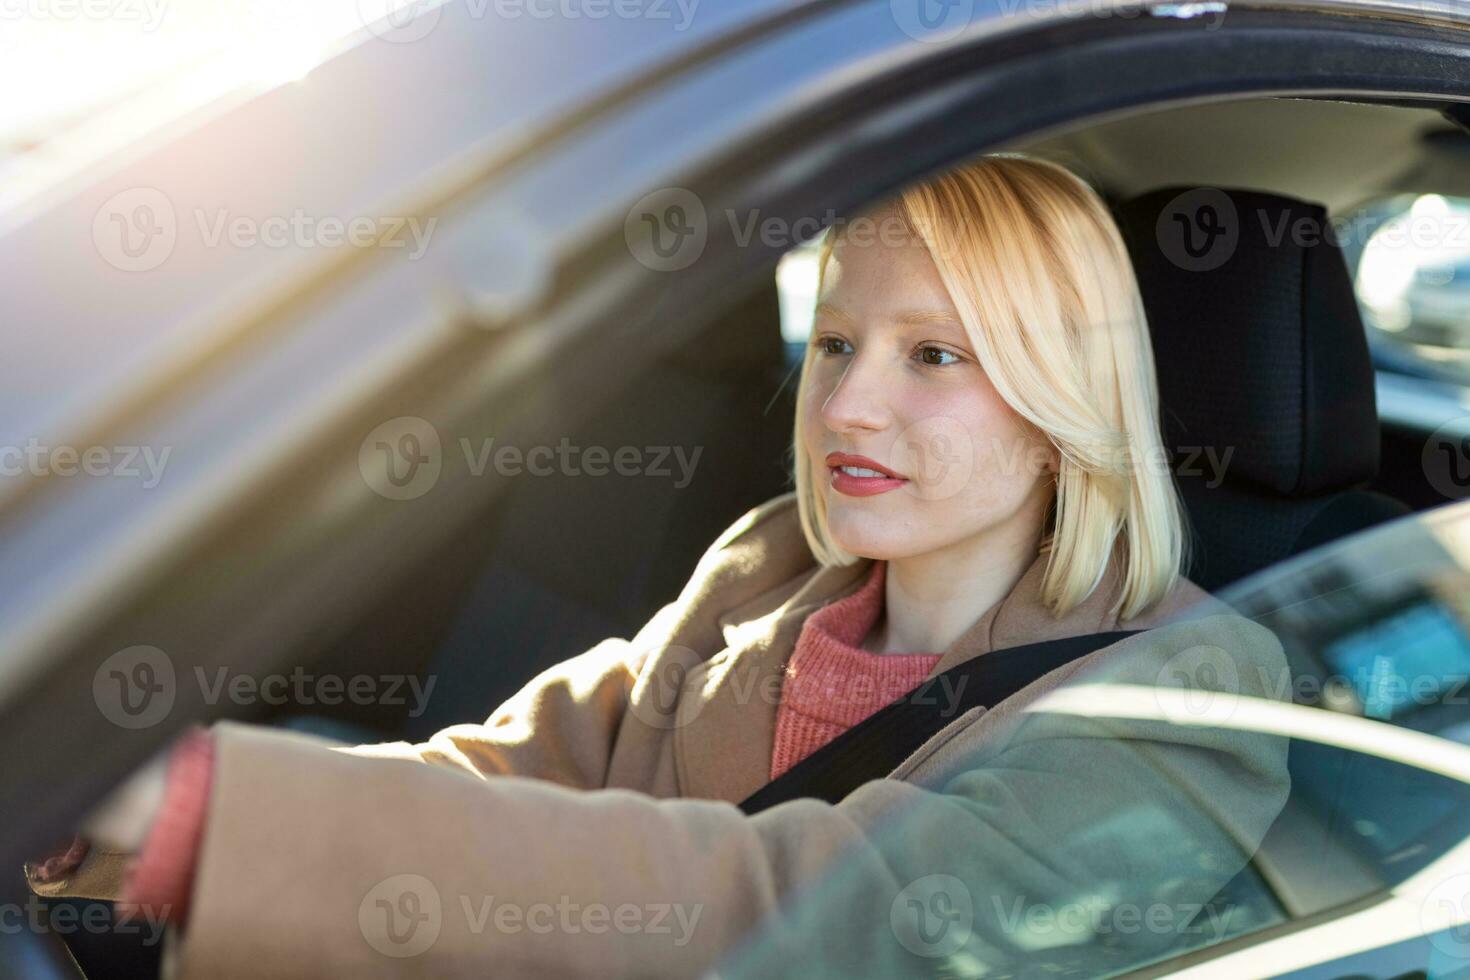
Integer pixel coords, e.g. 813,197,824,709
23,607,679,915
25,494,802,909
160,615,1289,979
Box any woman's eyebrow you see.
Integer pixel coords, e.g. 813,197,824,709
815,304,960,325
814,302,852,322
897,310,961,325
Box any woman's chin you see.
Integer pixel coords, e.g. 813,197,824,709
830,538,923,563
825,517,924,563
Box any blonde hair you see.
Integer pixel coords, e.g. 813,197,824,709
792,153,1188,620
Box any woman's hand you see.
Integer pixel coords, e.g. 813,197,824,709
27,748,170,887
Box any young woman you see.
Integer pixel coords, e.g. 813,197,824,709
32,154,1291,978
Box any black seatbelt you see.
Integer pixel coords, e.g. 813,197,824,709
738,630,1143,815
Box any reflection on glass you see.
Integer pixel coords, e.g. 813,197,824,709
1351,193,1470,384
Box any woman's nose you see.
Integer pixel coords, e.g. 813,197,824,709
820,353,890,433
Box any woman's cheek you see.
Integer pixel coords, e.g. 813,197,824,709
894,414,976,503
884,382,976,502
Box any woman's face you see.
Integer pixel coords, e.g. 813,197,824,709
800,207,1058,562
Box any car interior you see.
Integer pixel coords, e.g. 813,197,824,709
39,90,1470,979
268,94,1470,743
231,92,1470,974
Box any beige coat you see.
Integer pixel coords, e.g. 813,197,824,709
36,491,1291,978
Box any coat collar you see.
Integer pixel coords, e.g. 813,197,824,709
678,532,1155,804
675,559,864,805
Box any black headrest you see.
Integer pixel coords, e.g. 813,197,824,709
1114,186,1379,497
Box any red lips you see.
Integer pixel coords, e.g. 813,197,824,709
825,452,909,497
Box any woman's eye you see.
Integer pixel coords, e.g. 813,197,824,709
814,335,852,356
916,345,960,366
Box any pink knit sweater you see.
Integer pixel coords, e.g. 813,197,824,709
52,560,937,925
770,559,942,779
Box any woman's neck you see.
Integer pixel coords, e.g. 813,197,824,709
861,495,1050,655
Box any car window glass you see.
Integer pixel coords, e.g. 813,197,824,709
716,499,1470,978
1348,193,1470,386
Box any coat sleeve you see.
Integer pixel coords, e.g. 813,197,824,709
20,624,676,908
168,614,1292,979
22,494,792,906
